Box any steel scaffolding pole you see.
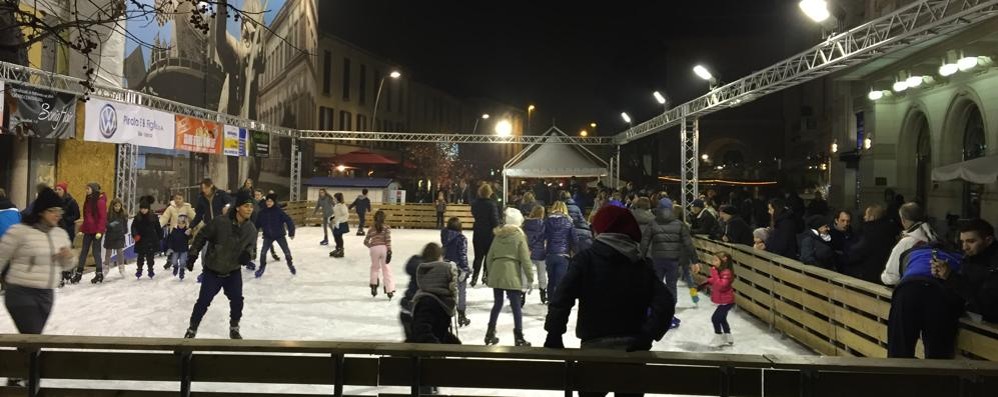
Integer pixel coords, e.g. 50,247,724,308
680,118,699,223
115,144,137,215
298,130,615,145
290,138,302,202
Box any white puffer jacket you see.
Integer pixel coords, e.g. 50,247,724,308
0,223,75,289
332,203,350,226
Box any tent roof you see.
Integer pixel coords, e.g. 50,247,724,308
331,150,399,165
304,177,393,188
932,155,998,184
504,129,607,178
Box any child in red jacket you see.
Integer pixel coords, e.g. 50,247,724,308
695,252,736,348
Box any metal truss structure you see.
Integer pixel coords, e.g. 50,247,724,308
115,144,138,216
613,0,998,145
679,118,699,222
297,130,615,145
290,138,302,201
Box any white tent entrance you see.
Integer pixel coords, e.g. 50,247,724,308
502,127,609,204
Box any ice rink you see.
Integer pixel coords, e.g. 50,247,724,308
1,227,813,395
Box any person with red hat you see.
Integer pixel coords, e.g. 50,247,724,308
544,205,675,361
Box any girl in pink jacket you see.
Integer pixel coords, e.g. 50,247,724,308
696,252,736,347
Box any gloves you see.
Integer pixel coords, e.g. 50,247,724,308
626,335,653,352
543,334,565,349
386,249,393,264
95,233,102,240
185,255,197,271
133,235,141,243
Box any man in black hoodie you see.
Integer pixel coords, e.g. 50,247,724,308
844,205,900,284
545,206,674,361
933,219,998,323
719,205,753,246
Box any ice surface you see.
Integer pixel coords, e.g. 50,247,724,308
0,227,813,395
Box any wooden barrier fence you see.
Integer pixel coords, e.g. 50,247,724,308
693,237,998,361
285,202,475,230
0,334,995,397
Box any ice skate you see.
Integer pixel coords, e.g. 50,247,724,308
117,262,125,277
287,260,296,275
90,271,103,284
229,326,243,340
724,333,734,346
514,329,531,347
254,264,266,278
271,252,281,262
458,310,471,327
670,317,681,329
356,229,365,236
135,266,143,279
70,268,82,284
370,282,379,297
484,327,499,345
539,289,548,305
319,239,329,246
184,327,197,339
709,334,727,348
147,267,155,279
386,290,395,300
244,261,256,271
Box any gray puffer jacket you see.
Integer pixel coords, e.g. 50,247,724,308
640,209,696,260
0,223,75,289
631,208,655,242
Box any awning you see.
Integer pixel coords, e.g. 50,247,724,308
931,155,998,184
330,150,399,165
504,129,607,178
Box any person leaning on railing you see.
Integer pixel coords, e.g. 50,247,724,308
931,219,998,324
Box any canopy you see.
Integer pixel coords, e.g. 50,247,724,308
504,130,607,178
931,155,998,184
330,150,399,165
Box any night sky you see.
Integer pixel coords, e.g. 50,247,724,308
320,0,815,136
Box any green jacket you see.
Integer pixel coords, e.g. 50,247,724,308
485,225,534,291
190,213,257,275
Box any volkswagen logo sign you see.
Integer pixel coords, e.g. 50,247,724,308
99,103,118,139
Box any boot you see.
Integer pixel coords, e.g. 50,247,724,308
370,281,379,297
287,260,296,275
458,310,471,327
484,326,499,345
271,251,281,262
540,289,548,305
229,326,243,340
514,329,531,347
90,270,103,284
254,263,267,278
147,265,155,279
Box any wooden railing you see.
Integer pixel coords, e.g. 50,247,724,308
693,237,998,361
285,202,476,230
0,334,995,397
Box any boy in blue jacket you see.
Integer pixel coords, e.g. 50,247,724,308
254,194,296,278
441,217,471,327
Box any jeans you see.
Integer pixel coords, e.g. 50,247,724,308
531,260,548,289
545,254,570,297
261,236,293,265
712,304,734,334
357,212,367,230
77,233,102,272
4,285,53,334
189,270,244,328
333,224,345,249
457,271,468,311
173,252,189,278
369,245,395,292
321,214,333,241
652,258,679,306
488,289,524,330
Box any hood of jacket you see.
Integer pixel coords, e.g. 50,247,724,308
171,202,194,212
654,207,676,223
441,228,463,246
595,233,641,262
494,224,523,239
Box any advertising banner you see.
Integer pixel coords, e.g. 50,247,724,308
3,82,77,139
83,99,175,149
175,115,222,154
223,125,248,156
250,130,270,158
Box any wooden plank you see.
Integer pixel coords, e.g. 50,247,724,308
732,266,772,290
39,351,178,381
380,358,564,390
191,354,332,384
828,288,891,320
832,326,887,358
774,316,837,356
736,293,773,324
831,305,887,342
957,328,998,361
773,299,833,339
0,349,27,378
812,372,960,397
733,280,773,307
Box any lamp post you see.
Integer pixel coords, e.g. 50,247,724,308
472,113,490,134
372,70,401,131
653,91,670,110
495,119,513,137
693,65,718,90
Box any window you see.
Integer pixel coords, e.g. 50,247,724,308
357,114,367,131
318,107,334,129
339,111,352,130
322,51,331,96
342,58,351,101
359,64,367,105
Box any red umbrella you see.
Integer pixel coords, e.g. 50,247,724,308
330,150,399,165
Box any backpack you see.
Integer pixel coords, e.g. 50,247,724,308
899,242,963,281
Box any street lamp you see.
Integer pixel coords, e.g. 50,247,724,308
653,91,669,108
495,119,513,137
527,105,536,134
590,122,597,128
798,0,830,22
372,70,401,131
693,65,718,89
620,112,632,124
472,113,490,134
580,129,588,137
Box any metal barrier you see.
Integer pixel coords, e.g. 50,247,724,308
0,334,995,397
693,237,998,360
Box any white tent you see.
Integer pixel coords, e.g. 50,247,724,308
502,127,608,203
931,155,998,184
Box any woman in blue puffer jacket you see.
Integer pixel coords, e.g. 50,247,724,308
522,205,548,304
544,201,576,297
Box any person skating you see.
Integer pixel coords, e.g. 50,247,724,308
523,206,548,304
544,201,576,298
349,189,372,236
693,252,736,347
484,208,535,346
329,193,349,258
98,198,128,282
160,192,196,269
441,217,471,326
166,216,193,280
183,191,258,340
434,191,447,229
71,182,107,284
254,193,296,277
191,179,234,280
314,188,334,245
363,210,394,298
470,183,500,286
53,182,79,286
407,243,461,345
131,196,163,279
0,188,75,386
641,198,696,329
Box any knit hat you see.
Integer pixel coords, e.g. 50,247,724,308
591,205,642,242
806,214,830,231
265,193,278,203
234,190,256,207
138,195,155,210
55,181,68,192
87,182,101,194
504,207,524,227
720,205,738,215
31,187,62,217
658,197,674,210
691,199,706,209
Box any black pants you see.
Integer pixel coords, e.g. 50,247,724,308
189,270,244,328
435,212,445,229
471,233,493,284
333,225,345,250
357,212,367,230
712,304,734,334
887,278,963,359
4,285,53,334
136,252,155,273
77,233,102,272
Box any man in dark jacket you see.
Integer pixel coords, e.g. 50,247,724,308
844,205,900,283
690,199,719,239
532,180,550,206
933,219,998,323
183,191,257,340
53,182,80,243
799,215,838,271
829,210,854,253
470,184,500,287
191,178,232,230
349,189,372,236
254,193,296,278
545,206,675,362
561,191,586,225
719,205,753,246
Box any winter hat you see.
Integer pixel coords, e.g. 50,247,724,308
691,199,706,209
806,215,830,231
31,187,63,217
234,190,256,207
265,193,278,203
591,205,642,242
87,182,101,194
720,205,738,216
658,197,674,210
504,207,524,227
55,181,68,193
139,195,155,210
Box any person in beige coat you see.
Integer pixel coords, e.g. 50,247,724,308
0,187,75,337
160,193,197,232
484,208,535,347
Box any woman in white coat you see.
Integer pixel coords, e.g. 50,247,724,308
329,192,350,258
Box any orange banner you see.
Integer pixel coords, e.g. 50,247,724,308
174,115,222,154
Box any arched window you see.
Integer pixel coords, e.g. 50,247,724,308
914,114,931,207
962,106,986,218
